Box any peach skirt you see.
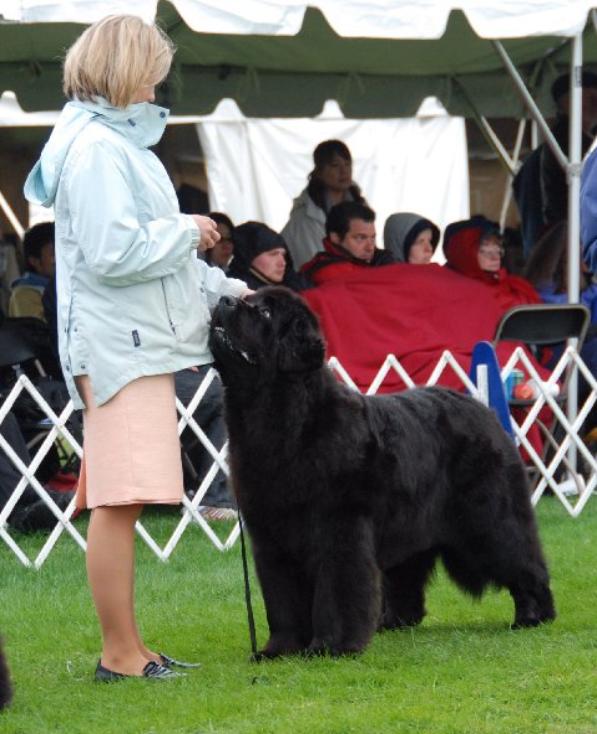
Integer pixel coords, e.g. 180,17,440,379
75,374,184,510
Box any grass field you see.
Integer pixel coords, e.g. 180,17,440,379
0,498,595,734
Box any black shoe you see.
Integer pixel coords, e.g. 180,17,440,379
94,659,183,682
159,652,201,669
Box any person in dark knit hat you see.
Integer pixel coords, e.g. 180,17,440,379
383,212,440,264
227,221,311,291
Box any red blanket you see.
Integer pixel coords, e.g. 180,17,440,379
303,263,542,393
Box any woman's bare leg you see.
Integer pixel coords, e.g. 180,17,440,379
87,504,153,675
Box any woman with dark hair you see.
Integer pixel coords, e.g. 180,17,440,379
205,212,234,272
228,221,311,291
281,140,365,269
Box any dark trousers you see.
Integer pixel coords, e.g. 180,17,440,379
174,366,234,508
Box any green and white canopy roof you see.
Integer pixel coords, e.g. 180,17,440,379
1,0,596,117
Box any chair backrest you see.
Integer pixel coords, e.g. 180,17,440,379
0,322,38,369
493,304,590,349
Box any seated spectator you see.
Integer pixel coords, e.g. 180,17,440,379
282,140,366,268
0,232,21,315
524,220,597,377
228,221,311,291
383,212,440,264
9,222,55,321
443,215,540,310
205,212,234,272
301,201,394,285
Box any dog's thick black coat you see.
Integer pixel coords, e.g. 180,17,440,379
0,640,12,710
209,287,555,657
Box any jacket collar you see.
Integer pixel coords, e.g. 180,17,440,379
69,96,169,148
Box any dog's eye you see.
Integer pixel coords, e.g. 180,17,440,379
259,306,272,320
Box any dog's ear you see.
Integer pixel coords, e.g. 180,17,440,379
277,311,326,373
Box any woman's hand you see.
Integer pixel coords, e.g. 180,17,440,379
240,289,256,299
190,215,220,251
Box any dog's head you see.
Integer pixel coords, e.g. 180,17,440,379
209,286,326,387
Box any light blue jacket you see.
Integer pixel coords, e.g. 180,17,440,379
24,97,246,409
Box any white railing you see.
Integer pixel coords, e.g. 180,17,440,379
1,346,595,568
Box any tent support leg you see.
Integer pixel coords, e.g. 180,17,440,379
0,188,25,239
567,33,583,475
492,40,568,172
499,118,527,231
454,78,516,175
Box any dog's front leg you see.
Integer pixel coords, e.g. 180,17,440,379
309,516,381,656
251,541,312,658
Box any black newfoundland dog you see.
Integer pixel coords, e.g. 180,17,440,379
209,287,555,657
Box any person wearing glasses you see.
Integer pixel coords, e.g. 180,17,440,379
442,216,539,310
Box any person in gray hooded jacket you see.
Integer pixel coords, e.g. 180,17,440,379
24,15,249,682
383,212,440,264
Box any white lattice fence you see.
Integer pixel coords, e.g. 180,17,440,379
1,348,595,568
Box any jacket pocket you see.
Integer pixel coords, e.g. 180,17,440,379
162,266,209,342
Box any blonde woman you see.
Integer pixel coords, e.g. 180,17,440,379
25,15,249,681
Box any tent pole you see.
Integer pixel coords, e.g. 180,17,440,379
453,79,515,174
492,41,568,172
0,188,25,239
566,33,583,479
568,34,582,304
499,119,527,231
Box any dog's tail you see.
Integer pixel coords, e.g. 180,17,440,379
0,639,13,711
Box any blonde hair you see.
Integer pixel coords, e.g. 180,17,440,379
63,15,174,108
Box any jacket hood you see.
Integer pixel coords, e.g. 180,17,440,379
383,212,440,262
24,97,169,207
443,215,502,284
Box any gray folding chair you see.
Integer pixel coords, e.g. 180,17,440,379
493,303,591,495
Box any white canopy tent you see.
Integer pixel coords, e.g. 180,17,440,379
1,0,594,298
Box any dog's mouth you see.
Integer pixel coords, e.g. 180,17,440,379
212,326,256,365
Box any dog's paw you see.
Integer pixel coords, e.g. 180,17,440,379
257,636,305,659
379,611,424,630
306,638,363,658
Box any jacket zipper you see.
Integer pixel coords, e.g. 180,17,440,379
161,279,176,335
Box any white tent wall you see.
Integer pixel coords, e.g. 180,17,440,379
0,92,469,248
197,99,469,252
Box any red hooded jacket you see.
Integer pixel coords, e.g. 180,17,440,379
443,219,540,310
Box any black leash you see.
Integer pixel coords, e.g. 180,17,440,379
238,511,259,658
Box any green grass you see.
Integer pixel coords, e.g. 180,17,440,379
1,499,596,734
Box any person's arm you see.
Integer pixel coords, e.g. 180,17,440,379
581,150,597,273
66,139,199,286
196,258,249,310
